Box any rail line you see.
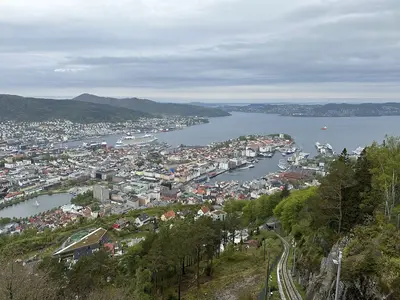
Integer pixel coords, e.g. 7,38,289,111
276,233,303,300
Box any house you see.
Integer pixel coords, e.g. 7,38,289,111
161,210,176,222
112,219,130,230
244,240,260,248
197,206,210,217
211,210,227,222
177,209,191,219
134,213,152,228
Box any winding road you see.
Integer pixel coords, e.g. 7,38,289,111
276,234,303,300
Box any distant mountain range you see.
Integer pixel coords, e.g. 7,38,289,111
73,94,230,117
0,94,230,123
221,102,400,117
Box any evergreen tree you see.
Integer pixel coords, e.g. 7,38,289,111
280,184,290,199
133,267,152,300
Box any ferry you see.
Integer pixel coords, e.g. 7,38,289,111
120,134,158,146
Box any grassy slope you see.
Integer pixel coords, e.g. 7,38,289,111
183,232,282,300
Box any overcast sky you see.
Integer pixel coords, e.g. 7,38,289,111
1,0,399,102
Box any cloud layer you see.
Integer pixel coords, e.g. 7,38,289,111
1,0,399,101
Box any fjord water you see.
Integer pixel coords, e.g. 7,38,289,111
82,112,400,183
71,112,400,150
156,112,400,151
3,113,400,218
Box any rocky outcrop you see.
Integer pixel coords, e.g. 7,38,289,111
297,240,385,300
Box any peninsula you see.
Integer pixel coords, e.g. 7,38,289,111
221,102,400,117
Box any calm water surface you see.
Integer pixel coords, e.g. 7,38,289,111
69,113,400,151
0,193,72,219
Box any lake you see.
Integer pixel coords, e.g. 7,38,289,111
0,193,73,219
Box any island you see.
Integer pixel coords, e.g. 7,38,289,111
221,102,400,117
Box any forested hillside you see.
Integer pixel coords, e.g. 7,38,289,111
273,137,400,299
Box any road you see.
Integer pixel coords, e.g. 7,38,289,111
276,234,303,300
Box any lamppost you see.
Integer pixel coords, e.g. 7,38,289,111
333,250,342,300
292,241,297,274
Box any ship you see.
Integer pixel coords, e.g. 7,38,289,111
120,134,158,146
278,159,289,170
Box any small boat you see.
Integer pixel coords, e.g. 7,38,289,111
248,164,255,168
34,200,39,207
321,126,327,130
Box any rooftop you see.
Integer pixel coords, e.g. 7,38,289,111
54,227,107,256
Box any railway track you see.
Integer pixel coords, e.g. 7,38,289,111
276,234,303,300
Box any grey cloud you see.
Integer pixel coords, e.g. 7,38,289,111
0,0,399,99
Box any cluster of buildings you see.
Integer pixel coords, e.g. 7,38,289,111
0,116,207,147
0,133,322,238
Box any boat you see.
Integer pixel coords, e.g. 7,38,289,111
248,164,255,168
115,140,123,147
278,159,289,170
34,200,39,207
101,141,107,147
321,126,327,130
298,152,310,159
121,134,158,146
259,153,270,157
286,147,296,154
194,175,209,183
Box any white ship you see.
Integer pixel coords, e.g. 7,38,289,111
278,159,289,170
120,134,158,146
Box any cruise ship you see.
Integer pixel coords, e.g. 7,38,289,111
117,134,158,146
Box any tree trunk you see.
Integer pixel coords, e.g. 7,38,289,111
181,257,185,275
338,197,342,235
196,247,200,289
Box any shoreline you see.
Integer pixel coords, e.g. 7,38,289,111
0,189,68,212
